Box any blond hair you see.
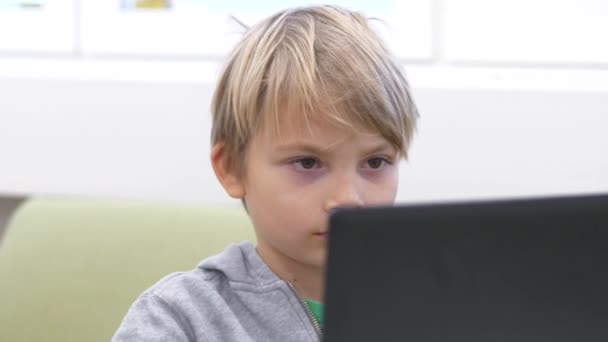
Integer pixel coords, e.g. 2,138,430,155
211,5,418,175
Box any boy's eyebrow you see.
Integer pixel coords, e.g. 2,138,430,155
274,143,330,155
274,141,396,155
364,142,398,155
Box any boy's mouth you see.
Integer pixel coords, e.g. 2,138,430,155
313,231,328,239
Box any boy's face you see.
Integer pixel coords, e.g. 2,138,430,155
228,117,400,270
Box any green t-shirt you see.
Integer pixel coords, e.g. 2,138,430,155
304,299,324,330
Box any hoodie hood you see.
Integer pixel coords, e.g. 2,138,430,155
198,241,283,286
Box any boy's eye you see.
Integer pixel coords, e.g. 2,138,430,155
293,157,319,170
366,157,387,169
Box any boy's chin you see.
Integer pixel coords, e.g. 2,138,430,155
305,249,328,269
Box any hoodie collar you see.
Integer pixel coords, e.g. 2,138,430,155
198,241,281,286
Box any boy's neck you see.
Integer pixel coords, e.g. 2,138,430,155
287,266,325,303
255,243,325,303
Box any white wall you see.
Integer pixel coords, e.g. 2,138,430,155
1,0,608,204
402,84,608,202
1,63,607,204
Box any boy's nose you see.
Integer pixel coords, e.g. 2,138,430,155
323,176,364,212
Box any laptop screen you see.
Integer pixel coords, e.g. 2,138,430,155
323,194,608,342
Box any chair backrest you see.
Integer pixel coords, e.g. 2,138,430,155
0,197,255,342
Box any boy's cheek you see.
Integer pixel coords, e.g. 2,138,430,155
360,179,399,205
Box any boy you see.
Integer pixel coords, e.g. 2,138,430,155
113,4,418,341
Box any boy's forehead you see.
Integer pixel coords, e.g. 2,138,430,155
261,111,377,142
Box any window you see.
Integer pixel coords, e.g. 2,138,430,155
80,0,432,60
0,0,75,53
443,0,608,64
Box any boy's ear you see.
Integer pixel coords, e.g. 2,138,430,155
211,143,246,199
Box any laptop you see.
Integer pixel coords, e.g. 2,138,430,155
323,193,608,342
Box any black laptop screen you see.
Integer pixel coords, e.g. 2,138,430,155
323,194,608,342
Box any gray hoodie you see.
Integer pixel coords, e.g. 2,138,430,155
112,242,322,342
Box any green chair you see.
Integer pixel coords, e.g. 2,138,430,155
0,197,255,342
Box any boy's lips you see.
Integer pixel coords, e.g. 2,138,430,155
313,231,328,239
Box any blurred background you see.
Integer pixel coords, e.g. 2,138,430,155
1,0,608,232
